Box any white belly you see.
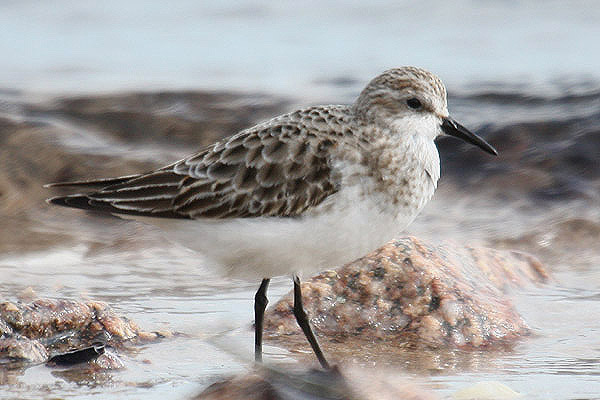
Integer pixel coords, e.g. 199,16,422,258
130,183,425,280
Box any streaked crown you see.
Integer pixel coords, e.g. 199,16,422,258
353,67,448,122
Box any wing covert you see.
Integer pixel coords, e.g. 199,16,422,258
49,113,344,219
170,120,339,218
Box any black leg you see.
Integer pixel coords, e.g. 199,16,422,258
254,278,270,363
293,275,330,369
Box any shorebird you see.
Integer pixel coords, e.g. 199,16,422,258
47,67,497,369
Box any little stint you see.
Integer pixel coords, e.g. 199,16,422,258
47,67,497,369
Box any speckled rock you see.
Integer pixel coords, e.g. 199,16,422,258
0,298,161,367
265,236,549,349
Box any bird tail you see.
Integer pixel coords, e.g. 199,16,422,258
45,171,187,219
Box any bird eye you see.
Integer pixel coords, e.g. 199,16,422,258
406,98,422,109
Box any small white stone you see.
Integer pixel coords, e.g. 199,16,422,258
453,381,522,400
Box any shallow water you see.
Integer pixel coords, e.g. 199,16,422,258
1,213,600,399
2,1,600,399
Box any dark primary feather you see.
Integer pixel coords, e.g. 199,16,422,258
44,175,140,189
47,111,344,219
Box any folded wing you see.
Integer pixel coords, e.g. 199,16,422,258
48,116,340,219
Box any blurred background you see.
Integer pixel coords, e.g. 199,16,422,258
1,0,599,96
1,1,599,399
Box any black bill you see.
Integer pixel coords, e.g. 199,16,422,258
441,117,498,156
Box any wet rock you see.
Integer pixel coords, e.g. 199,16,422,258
0,115,157,253
43,92,289,147
265,237,549,350
0,117,155,208
493,218,600,270
194,372,281,400
193,367,437,400
88,349,125,370
0,336,48,365
0,298,161,368
0,299,140,341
